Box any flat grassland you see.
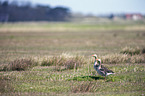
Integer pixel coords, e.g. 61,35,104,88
0,21,145,95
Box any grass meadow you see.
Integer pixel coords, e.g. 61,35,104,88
0,20,145,95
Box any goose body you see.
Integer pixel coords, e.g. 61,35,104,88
92,54,115,80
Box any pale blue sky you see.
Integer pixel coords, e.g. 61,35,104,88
12,0,145,15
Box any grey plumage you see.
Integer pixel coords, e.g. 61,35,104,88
92,54,115,80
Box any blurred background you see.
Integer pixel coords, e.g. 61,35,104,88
0,0,145,22
0,0,145,60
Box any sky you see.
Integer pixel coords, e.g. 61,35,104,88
9,0,145,15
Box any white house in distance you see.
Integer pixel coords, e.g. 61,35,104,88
125,13,143,20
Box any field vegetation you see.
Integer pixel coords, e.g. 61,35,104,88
0,20,145,95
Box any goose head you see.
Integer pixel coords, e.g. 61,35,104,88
92,54,98,59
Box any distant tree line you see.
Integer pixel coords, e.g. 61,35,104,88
0,1,71,22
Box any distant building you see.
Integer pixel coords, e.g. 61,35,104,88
0,14,9,22
125,13,143,20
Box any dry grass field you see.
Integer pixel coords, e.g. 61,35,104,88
0,21,145,95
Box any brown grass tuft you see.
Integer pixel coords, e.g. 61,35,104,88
120,46,141,55
101,53,129,64
0,58,38,71
91,53,145,64
130,55,145,63
41,54,86,70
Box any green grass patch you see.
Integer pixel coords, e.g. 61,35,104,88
0,63,144,95
71,71,145,93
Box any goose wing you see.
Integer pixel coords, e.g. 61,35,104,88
99,68,106,75
101,65,114,73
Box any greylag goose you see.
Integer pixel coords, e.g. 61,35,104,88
92,54,115,80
